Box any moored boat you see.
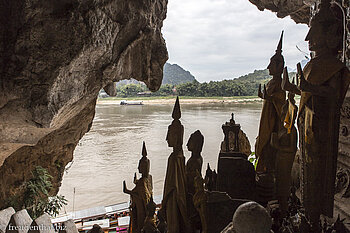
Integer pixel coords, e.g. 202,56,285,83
120,100,143,105
52,195,162,233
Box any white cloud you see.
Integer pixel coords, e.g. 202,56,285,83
162,0,310,82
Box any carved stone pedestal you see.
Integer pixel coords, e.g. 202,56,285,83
206,191,249,233
216,152,256,201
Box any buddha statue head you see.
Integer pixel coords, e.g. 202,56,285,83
187,130,204,154
305,0,342,55
138,141,150,177
166,97,184,148
267,31,285,76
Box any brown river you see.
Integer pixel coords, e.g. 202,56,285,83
58,101,262,213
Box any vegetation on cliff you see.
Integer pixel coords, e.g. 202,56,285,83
7,166,67,219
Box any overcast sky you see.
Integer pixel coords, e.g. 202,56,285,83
162,0,310,82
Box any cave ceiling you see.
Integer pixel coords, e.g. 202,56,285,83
248,0,315,24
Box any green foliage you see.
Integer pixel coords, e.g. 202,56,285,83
45,195,68,217
8,166,67,219
112,69,296,98
152,84,174,96
248,152,258,170
116,84,147,97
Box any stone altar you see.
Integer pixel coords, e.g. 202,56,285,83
216,114,256,200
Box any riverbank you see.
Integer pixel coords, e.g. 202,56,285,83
97,96,262,105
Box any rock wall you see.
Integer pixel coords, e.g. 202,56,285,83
0,0,168,208
248,0,313,24
336,81,350,219
0,207,78,233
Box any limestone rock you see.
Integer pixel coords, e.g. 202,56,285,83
103,82,117,97
248,0,313,24
29,213,55,233
58,219,78,233
6,209,32,233
0,207,15,233
0,0,168,208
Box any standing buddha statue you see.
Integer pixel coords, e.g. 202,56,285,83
282,0,350,229
255,31,286,174
185,130,204,232
123,142,153,233
162,97,190,233
255,31,286,205
270,88,298,216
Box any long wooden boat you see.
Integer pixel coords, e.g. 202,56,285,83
120,100,143,105
52,195,162,233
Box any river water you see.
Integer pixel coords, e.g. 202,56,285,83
58,101,262,213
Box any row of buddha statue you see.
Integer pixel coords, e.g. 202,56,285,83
255,0,350,231
123,97,207,233
122,0,350,232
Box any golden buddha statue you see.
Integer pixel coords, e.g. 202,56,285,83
162,97,190,233
282,0,350,228
123,142,153,233
255,31,286,174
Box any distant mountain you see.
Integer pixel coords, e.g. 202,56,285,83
162,63,197,85
116,63,197,86
234,68,296,84
234,69,271,83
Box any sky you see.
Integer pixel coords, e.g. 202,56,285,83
162,0,310,82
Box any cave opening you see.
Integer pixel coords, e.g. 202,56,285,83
0,0,349,232
58,0,310,214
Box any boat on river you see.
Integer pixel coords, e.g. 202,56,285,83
52,195,162,233
120,100,143,105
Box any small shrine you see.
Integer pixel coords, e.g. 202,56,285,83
216,113,256,200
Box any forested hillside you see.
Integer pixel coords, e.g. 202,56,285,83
175,69,292,97
162,63,197,85
107,69,295,97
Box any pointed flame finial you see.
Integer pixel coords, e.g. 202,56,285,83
142,141,147,157
276,30,284,54
172,96,181,120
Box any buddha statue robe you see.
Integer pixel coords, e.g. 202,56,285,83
272,99,298,215
255,78,286,173
130,175,153,233
162,150,189,233
298,55,350,223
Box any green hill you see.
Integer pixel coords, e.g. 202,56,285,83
235,69,270,82
175,69,296,97
109,67,296,98
162,63,197,85
235,69,296,83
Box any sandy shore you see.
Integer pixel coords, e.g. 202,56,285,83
97,97,263,105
